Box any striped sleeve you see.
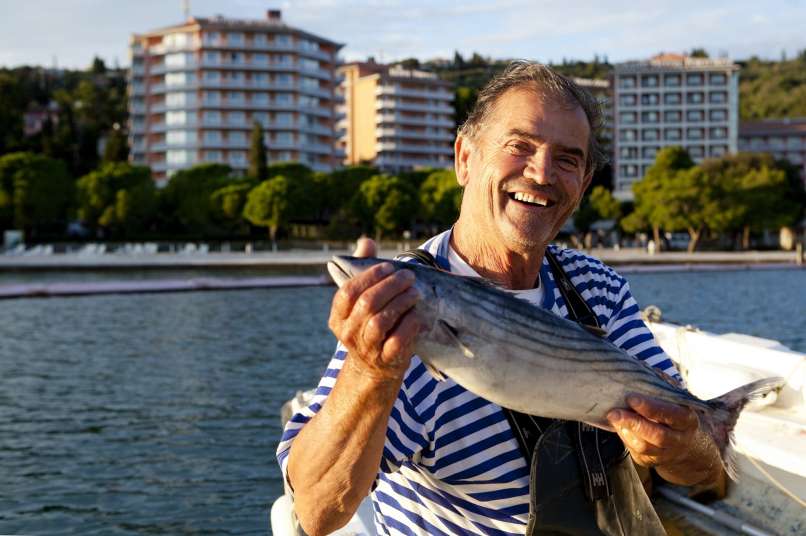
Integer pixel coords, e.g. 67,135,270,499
275,343,430,482
604,278,683,383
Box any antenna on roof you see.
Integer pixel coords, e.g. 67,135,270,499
182,0,190,20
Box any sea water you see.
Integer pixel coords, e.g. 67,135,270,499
0,268,803,534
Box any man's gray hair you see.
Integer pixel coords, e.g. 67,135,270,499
458,60,608,174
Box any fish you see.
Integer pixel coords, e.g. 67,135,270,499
327,255,785,477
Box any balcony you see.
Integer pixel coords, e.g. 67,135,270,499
376,100,453,114
376,114,454,128
376,128,454,143
376,142,453,155
377,86,452,101
200,58,299,72
199,139,250,150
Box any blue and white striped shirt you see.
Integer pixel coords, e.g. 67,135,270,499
277,230,680,535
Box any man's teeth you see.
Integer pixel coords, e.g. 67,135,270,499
513,192,548,206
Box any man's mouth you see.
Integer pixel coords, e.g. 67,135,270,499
508,191,555,208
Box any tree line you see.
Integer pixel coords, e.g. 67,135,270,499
574,147,805,252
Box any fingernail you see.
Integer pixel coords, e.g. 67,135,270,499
608,410,621,421
401,269,415,280
379,263,394,275
627,395,641,406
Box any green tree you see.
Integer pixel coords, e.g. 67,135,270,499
353,174,417,240
454,86,478,130
76,162,155,236
210,182,252,231
248,121,267,181
622,147,695,248
243,175,290,247
419,169,461,231
574,185,621,234
158,163,233,234
0,152,73,238
102,127,129,163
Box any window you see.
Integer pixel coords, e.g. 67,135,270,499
709,92,727,104
275,131,294,144
203,91,220,104
228,111,245,124
770,137,784,150
664,93,682,105
686,73,703,86
204,70,220,82
229,131,246,144
228,32,243,44
275,93,294,104
619,129,637,141
709,109,728,122
641,75,659,88
300,58,319,71
642,129,660,141
709,73,727,85
204,111,220,122
252,112,269,124
204,130,222,142
204,32,220,44
641,111,659,123
665,128,682,141
166,92,195,107
276,112,293,125
619,76,636,89
687,92,705,104
710,145,728,157
709,127,728,139
166,111,187,125
228,91,244,102
642,146,659,159
619,112,637,124
229,151,247,163
664,110,682,123
276,73,293,86
786,136,802,150
205,51,219,63
686,128,704,140
619,94,637,106
254,33,267,45
167,130,191,144
641,93,659,105
228,52,243,64
253,53,269,65
688,146,704,158
275,34,291,46
621,164,639,177
205,150,223,162
167,150,191,164
664,74,681,87
619,146,638,159
686,110,704,122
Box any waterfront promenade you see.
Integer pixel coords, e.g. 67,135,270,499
0,246,802,271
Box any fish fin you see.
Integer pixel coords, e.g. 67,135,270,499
438,320,475,359
702,376,785,480
424,362,446,382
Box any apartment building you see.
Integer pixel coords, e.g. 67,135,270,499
739,118,806,184
573,77,614,161
613,54,739,199
128,10,343,184
338,61,454,172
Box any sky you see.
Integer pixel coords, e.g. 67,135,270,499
1,0,805,69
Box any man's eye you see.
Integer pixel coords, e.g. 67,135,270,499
507,142,530,155
558,157,580,170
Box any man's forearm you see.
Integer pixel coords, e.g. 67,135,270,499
288,356,403,536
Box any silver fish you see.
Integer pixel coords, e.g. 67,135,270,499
327,255,784,476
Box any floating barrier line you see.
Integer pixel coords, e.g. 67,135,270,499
0,276,333,300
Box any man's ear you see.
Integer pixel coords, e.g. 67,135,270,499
454,134,472,187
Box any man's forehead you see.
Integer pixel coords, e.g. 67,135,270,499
488,87,590,150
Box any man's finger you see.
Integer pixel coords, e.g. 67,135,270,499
625,394,698,431
608,409,681,449
353,237,377,258
331,262,394,321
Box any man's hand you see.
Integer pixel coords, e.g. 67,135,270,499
327,237,421,382
607,394,721,486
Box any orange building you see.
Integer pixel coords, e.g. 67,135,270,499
128,10,343,184
338,61,454,172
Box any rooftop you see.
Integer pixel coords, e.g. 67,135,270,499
615,53,739,72
740,118,806,136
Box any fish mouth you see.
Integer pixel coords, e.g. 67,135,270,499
327,256,352,288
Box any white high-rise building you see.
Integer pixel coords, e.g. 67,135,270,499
613,54,739,199
128,10,343,184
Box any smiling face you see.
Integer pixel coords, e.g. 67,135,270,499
455,86,593,255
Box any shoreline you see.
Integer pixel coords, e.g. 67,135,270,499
0,248,802,272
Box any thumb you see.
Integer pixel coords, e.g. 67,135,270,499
353,237,377,258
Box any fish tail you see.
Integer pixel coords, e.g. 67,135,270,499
701,376,784,480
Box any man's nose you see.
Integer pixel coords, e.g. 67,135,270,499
523,149,556,185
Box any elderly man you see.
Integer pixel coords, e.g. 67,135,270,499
277,61,720,536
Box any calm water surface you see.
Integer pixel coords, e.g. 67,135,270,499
0,268,804,534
